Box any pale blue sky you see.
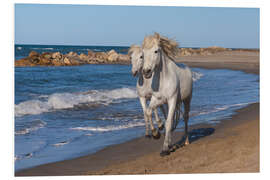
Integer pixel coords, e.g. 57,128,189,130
15,4,259,48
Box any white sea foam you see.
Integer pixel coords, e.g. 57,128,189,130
15,120,46,135
15,87,138,117
70,122,145,132
192,71,204,82
15,100,51,116
52,141,70,147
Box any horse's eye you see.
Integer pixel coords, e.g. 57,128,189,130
154,50,158,53
140,56,143,59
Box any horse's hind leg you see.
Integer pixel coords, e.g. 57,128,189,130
183,96,191,145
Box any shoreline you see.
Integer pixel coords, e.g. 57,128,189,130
15,52,260,176
15,103,260,176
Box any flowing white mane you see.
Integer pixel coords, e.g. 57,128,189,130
142,32,179,60
128,44,142,56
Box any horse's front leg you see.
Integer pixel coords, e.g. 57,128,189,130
139,96,151,138
146,107,161,139
160,94,177,156
154,108,164,131
145,98,163,139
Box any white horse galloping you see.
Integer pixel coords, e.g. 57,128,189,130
128,45,168,139
142,33,193,156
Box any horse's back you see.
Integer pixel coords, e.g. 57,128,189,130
175,63,193,100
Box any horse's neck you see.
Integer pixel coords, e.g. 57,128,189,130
156,51,171,80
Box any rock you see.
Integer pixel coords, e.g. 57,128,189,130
118,54,130,61
95,52,108,60
30,56,40,63
28,51,39,58
27,51,41,63
79,53,89,62
39,58,51,65
52,52,62,60
15,58,35,67
41,52,52,60
67,51,78,57
88,50,95,58
51,59,63,66
63,57,71,65
107,50,118,62
68,56,85,65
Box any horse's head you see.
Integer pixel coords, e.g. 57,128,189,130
142,33,161,79
128,45,143,77
142,33,179,79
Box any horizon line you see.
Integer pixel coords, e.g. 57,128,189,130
14,43,260,49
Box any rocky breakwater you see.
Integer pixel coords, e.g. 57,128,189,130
15,49,130,67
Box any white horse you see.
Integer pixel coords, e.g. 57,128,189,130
142,33,193,156
128,45,169,139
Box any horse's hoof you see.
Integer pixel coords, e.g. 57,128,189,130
145,135,152,139
185,137,190,145
169,145,179,152
160,150,170,157
158,124,164,131
152,129,161,140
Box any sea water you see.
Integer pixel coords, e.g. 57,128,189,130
14,45,259,171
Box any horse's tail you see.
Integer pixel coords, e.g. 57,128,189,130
172,103,181,131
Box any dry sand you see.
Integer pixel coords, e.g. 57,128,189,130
15,51,260,176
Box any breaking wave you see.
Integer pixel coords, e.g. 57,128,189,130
15,87,137,117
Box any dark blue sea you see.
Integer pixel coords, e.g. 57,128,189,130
14,45,259,171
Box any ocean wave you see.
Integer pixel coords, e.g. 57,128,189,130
15,120,46,135
192,71,204,82
70,122,145,132
15,87,137,117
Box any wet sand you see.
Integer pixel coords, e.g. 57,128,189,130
15,51,260,176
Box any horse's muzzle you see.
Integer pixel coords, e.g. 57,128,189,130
143,69,152,79
132,71,138,77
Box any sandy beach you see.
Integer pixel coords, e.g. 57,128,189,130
15,51,260,176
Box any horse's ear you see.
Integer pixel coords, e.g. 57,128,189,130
154,32,160,41
128,45,135,56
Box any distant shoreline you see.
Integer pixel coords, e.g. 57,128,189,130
15,46,259,67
